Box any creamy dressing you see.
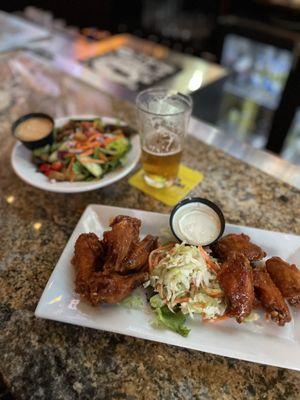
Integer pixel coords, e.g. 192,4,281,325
15,117,53,141
172,202,221,246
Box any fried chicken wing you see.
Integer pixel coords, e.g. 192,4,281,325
72,215,158,305
103,215,141,271
85,270,148,305
217,253,254,323
212,233,266,262
253,266,291,326
266,257,300,307
72,233,104,294
116,235,159,273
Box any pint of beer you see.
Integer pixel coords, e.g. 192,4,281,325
136,88,192,188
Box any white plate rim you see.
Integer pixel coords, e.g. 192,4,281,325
11,115,140,193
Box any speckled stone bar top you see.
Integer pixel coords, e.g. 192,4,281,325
0,52,300,400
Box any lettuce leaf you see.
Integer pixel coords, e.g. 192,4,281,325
107,137,129,156
121,294,145,310
33,144,51,157
150,294,164,309
152,305,190,337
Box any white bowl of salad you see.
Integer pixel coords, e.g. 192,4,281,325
11,115,140,193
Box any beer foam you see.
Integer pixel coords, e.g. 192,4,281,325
142,146,181,157
144,131,181,155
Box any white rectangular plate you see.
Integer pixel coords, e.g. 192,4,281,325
35,205,300,370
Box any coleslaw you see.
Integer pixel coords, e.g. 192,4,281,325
148,243,226,336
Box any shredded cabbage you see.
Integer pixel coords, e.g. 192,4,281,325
149,243,225,321
180,292,226,319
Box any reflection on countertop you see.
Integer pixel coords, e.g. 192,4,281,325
189,117,300,189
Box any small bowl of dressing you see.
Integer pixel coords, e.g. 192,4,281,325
12,113,54,150
170,197,225,247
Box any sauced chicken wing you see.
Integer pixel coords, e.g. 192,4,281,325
212,233,266,262
72,215,158,305
253,266,291,326
103,215,141,272
117,235,159,273
217,253,254,323
72,233,104,295
266,257,300,307
85,270,149,305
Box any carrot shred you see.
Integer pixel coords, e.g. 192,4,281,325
86,133,103,142
174,297,190,304
80,149,94,157
156,283,164,299
203,314,229,323
98,153,107,161
203,286,223,298
77,142,100,150
198,246,220,273
148,243,176,271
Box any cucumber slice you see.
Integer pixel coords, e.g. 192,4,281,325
76,156,103,178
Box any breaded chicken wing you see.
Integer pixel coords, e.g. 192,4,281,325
217,253,254,323
266,257,300,307
253,266,291,326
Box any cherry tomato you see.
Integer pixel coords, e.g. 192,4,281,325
39,163,51,173
51,161,63,171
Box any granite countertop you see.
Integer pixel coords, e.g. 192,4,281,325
0,51,300,400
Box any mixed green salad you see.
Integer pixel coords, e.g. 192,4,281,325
32,118,132,182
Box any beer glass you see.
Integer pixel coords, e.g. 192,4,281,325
136,88,192,188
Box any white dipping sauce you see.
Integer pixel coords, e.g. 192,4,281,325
172,202,221,246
